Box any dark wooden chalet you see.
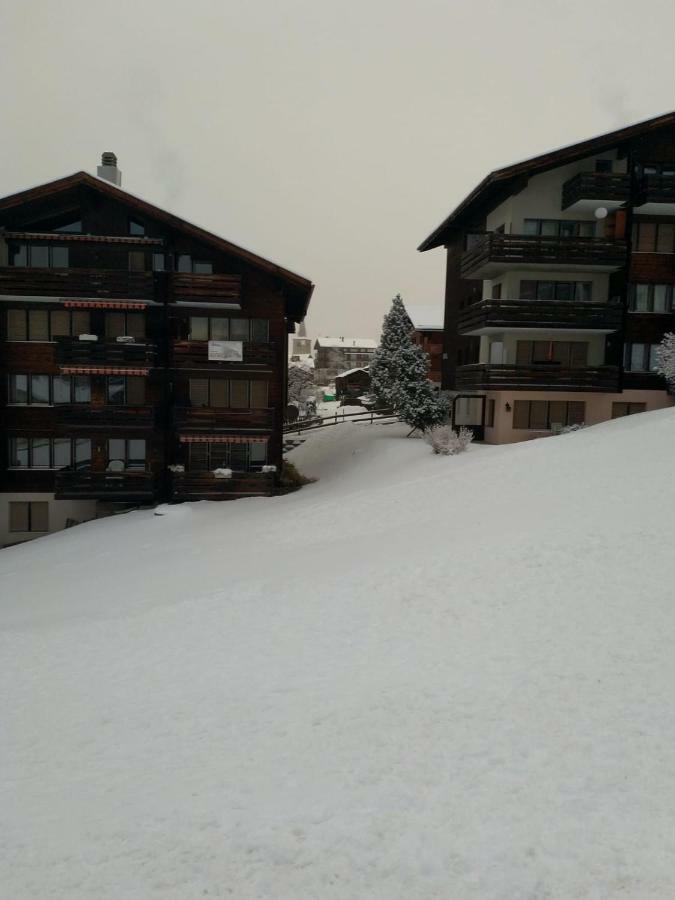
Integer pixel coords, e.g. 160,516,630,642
0,157,313,544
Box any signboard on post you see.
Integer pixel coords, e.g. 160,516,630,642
208,340,243,362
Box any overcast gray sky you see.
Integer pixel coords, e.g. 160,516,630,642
2,0,674,338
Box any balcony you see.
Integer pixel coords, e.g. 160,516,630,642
635,174,675,214
169,273,242,304
170,470,275,501
171,340,276,368
460,233,627,279
55,337,157,370
55,404,157,428
458,299,623,335
561,172,629,212
54,469,158,501
455,363,620,392
0,267,155,300
173,406,275,430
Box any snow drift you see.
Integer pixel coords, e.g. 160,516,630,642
2,410,675,898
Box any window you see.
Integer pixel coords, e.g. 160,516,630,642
193,260,213,274
187,441,267,472
520,280,593,302
523,219,595,237
107,438,146,470
152,253,165,272
7,374,90,405
624,343,660,372
230,318,249,341
105,311,145,339
187,317,269,342
8,437,90,468
491,283,502,300
629,284,674,313
8,243,69,268
6,309,90,341
129,218,145,236
177,254,213,274
128,251,147,272
516,340,588,368
486,398,495,428
189,317,209,341
632,221,675,253
53,219,82,233
595,159,613,173
9,501,48,533
612,402,647,418
107,376,146,405
512,400,585,430
188,378,268,408
230,380,249,409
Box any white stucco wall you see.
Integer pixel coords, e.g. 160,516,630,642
0,493,99,548
483,269,611,302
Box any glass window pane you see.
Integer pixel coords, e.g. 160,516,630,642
51,246,69,268
189,378,209,407
53,438,72,468
532,341,550,363
177,254,192,273
576,282,592,302
30,245,49,267
569,342,588,368
193,260,213,274
107,376,126,404
578,222,595,237
649,344,660,371
210,379,228,407
229,444,248,471
189,317,208,341
630,343,645,371
529,401,548,429
520,280,537,300
106,313,126,338
126,376,146,406
73,376,91,403
108,439,125,466
250,380,268,408
249,442,267,463
7,309,27,340
31,437,51,467
53,376,71,405
9,243,28,266
558,221,575,237
129,218,145,236
126,313,145,339
540,220,559,236
127,439,146,470
71,311,90,335
556,283,573,302
210,443,229,469
30,502,49,532
230,380,249,408
31,374,50,404
230,318,250,341
633,284,650,311
54,219,82,233
9,374,28,404
523,219,540,235
75,439,91,469
250,319,269,342
537,282,555,301
653,285,668,313
10,437,29,467
152,253,165,272
29,310,49,341
210,318,229,340
9,502,29,532
656,224,675,253
50,310,70,337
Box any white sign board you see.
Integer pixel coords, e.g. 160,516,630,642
208,340,243,362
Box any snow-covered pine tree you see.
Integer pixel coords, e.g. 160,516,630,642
656,332,675,387
369,294,413,407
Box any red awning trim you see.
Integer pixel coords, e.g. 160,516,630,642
179,435,269,444
3,231,163,246
61,366,150,376
63,300,147,310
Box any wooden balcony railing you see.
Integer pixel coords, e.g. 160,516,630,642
171,340,276,368
55,404,157,428
455,363,620,392
173,406,275,429
54,469,158,500
170,470,275,500
458,299,624,334
55,337,157,368
561,172,629,210
460,234,627,279
169,272,242,304
637,173,675,205
0,267,155,300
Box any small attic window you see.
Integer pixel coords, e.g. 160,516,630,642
53,219,82,233
129,218,145,237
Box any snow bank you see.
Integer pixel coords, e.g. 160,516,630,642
2,411,675,898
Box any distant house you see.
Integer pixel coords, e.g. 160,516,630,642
405,304,444,386
335,367,370,402
313,337,377,383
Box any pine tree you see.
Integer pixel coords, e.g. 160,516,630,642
371,294,448,431
656,332,675,387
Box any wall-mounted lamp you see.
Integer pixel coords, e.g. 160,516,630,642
505,402,512,412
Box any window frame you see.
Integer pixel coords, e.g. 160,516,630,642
7,436,91,469
512,400,586,430
5,308,91,342
8,242,69,268
7,373,91,406
9,501,49,533
628,283,674,313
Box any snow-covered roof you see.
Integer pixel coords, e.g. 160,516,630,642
405,303,444,331
314,337,377,350
335,366,370,379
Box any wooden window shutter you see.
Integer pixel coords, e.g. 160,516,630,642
250,380,269,408
516,341,532,365
7,309,26,341
512,400,529,429
209,379,229,408
189,378,209,407
126,377,146,406
71,311,90,336
29,310,49,341
529,400,548,430
9,502,29,532
570,342,588,368
568,402,586,426
50,310,70,337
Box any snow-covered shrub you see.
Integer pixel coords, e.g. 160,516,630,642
213,468,232,479
656,332,675,387
559,423,585,434
425,425,473,455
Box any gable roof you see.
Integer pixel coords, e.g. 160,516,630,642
418,108,675,251
0,171,314,320
404,303,444,331
314,337,377,350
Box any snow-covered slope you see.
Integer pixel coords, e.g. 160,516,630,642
2,412,675,899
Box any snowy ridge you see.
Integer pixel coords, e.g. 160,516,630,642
2,410,675,898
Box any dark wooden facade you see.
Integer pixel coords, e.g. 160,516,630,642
0,170,313,539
